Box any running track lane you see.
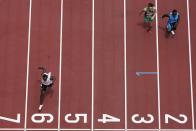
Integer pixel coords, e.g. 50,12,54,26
27,0,61,128
0,0,29,128
60,0,92,129
189,0,196,128
126,0,158,129
158,0,192,128
94,0,125,129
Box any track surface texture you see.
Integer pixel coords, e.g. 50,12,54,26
0,0,196,131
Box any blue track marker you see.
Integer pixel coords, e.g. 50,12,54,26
136,72,158,77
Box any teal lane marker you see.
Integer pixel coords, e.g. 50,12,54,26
136,72,158,77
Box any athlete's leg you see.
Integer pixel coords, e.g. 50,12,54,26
39,85,46,112
170,23,176,35
147,21,153,31
143,16,148,29
167,22,176,35
167,22,172,32
173,22,178,30
40,90,45,105
144,16,153,32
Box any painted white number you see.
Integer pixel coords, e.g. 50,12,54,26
98,114,120,123
165,114,188,124
64,113,87,123
0,113,20,123
31,113,54,123
131,114,154,124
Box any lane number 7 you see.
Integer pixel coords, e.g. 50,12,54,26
0,113,20,123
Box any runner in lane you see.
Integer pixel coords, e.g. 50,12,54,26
94,0,125,129
27,0,61,128
60,0,92,129
126,0,158,129
158,0,193,129
189,0,196,127
161,9,180,36
139,2,156,32
38,67,55,112
0,0,29,128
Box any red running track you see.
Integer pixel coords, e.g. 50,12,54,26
94,0,125,129
60,0,92,129
0,0,195,130
158,0,193,129
0,0,29,128
190,0,196,128
126,0,158,129
27,0,61,128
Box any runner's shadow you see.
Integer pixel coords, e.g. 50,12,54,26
45,87,54,98
137,22,147,29
159,25,171,38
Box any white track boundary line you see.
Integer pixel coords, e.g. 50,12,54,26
58,0,63,130
155,0,161,129
24,0,32,130
1,128,196,131
123,0,127,130
160,129,195,131
61,129,90,131
186,0,195,129
27,129,57,131
25,129,57,131
0,129,24,131
94,129,124,131
91,0,95,130
127,129,158,131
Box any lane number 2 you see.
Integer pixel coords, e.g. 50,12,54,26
0,113,188,125
165,114,188,124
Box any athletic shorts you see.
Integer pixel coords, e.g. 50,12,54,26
167,22,176,32
144,16,153,23
41,83,53,92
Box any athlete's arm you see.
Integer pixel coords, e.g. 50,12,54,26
38,66,46,75
173,15,180,30
139,8,146,16
177,15,180,23
151,7,156,20
161,14,169,19
50,76,56,82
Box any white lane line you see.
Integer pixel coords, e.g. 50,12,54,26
124,0,127,130
186,0,195,129
127,129,159,131
25,129,57,131
160,129,194,131
0,129,24,131
24,0,32,130
91,0,95,131
0,128,196,131
58,0,63,130
94,129,125,131
60,129,91,131
155,0,161,129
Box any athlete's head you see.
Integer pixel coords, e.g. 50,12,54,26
172,9,178,16
42,74,48,81
148,3,154,7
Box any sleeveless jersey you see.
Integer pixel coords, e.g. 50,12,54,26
41,72,53,86
168,12,179,24
144,7,156,18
